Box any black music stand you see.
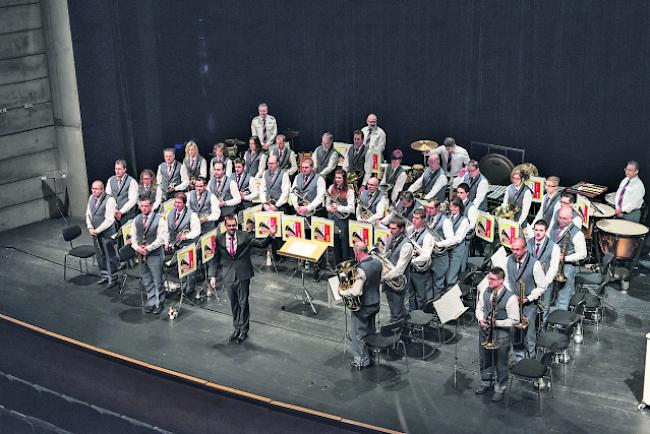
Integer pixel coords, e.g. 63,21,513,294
278,238,328,315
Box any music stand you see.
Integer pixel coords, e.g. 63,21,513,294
433,287,469,389
278,238,329,315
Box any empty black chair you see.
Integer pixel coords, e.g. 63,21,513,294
537,303,584,385
406,300,436,358
507,348,555,415
365,318,409,375
575,252,614,289
62,225,96,281
118,245,145,307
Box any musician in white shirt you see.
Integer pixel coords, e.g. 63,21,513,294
426,199,455,299
407,209,435,309
208,161,241,218
438,137,470,178
445,198,470,286
106,159,139,225
615,160,645,222
290,158,326,217
381,149,408,204
260,154,291,212
313,132,339,179
531,176,562,229
86,180,119,287
272,134,298,177
250,102,277,150
326,169,356,264
343,130,374,187
408,153,448,201
209,143,233,178
156,148,190,199
138,169,162,212
360,113,386,155
356,177,388,224
183,140,208,187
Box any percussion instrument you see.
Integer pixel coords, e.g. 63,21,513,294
583,203,615,240
407,164,425,184
512,162,539,178
479,153,515,186
596,219,648,261
567,181,608,199
605,192,616,207
487,185,508,202
410,140,439,152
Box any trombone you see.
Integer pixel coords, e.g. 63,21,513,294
513,280,529,330
481,289,499,350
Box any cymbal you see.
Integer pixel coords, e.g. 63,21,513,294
225,138,246,146
410,140,439,152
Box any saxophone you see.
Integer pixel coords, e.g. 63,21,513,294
513,280,529,330
369,249,407,292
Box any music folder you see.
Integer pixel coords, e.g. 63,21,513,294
433,284,469,324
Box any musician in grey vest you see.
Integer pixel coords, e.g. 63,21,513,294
382,219,414,322
105,159,139,226
531,176,562,228
407,209,435,310
313,132,339,180
615,160,645,222
243,137,267,179
209,143,233,178
290,158,326,217
188,178,220,233
456,182,481,263
343,130,372,188
356,177,388,223
231,158,258,211
547,191,583,234
505,238,547,361
165,192,201,298
208,161,241,219
132,195,169,314
156,148,190,200
138,169,162,212
475,267,519,402
381,191,421,228
326,169,356,264
446,198,470,287
381,149,408,204
183,140,208,189
454,159,489,211
502,168,533,228
261,155,291,213
338,242,382,369
550,207,587,312
425,199,455,299
86,181,119,287
528,220,561,322
272,134,298,177
408,154,448,202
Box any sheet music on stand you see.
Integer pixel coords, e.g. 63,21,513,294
477,246,508,296
433,284,468,324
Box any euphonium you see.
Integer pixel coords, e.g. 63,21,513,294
369,249,407,292
493,203,520,220
407,233,432,272
291,187,320,217
326,190,350,219
425,224,448,255
358,199,374,221
481,289,499,350
337,260,361,311
513,280,529,330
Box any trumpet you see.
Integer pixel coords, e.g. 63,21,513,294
172,229,190,248
481,289,499,350
326,191,350,219
369,248,407,292
513,280,529,330
337,260,361,311
166,181,178,194
551,231,570,305
406,234,432,272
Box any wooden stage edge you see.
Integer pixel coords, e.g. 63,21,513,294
0,313,404,434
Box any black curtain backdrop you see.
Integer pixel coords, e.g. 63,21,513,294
69,0,650,192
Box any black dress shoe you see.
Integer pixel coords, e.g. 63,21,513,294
237,331,248,343
491,391,504,402
107,280,118,289
229,331,239,342
96,277,109,284
144,306,155,313
312,272,320,282
151,305,164,315
475,385,492,395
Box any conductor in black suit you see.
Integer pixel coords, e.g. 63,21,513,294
209,214,276,343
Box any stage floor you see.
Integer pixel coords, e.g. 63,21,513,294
1,218,650,434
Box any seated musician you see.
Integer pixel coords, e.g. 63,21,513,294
343,130,373,189
453,159,489,211
528,219,561,322
165,192,201,299
243,136,267,179
547,191,583,234
356,177,388,224
156,148,190,200
504,237,547,362
502,168,533,231
138,169,162,212
445,198,470,287
183,140,208,189
313,132,339,182
407,209,434,310
326,169,355,264
187,177,220,233
209,142,233,178
272,134,298,178
290,158,326,217
425,199,456,299
231,157,258,211
208,161,241,219
381,191,421,228
615,160,645,222
106,159,139,227
380,149,408,204
407,154,448,202
531,176,562,229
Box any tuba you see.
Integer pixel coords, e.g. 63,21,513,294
369,249,407,292
513,280,529,330
337,260,361,311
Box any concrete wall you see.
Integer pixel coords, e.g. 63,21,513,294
0,0,87,232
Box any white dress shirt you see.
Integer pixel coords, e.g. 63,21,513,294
615,176,645,213
131,214,169,253
503,185,533,226
504,255,547,302
408,170,448,200
290,175,326,213
443,214,469,247
259,171,291,208
475,286,520,328
430,217,455,249
531,191,561,227
433,145,470,178
184,157,208,179
189,190,221,223
343,145,374,186
381,169,408,204
274,147,298,176
85,195,117,234
326,188,355,215
383,241,413,281
313,145,339,177
361,126,386,154
105,177,139,214
408,228,434,269
356,194,388,224
156,162,190,192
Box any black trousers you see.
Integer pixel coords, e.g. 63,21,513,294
227,278,251,333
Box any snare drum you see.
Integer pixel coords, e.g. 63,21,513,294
583,203,615,239
596,219,648,261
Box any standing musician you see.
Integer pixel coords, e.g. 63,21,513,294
475,267,519,403
208,161,241,219
550,207,587,312
407,154,448,202
260,154,291,212
187,177,220,233
407,209,434,310
209,143,233,178
338,241,382,369
165,193,201,299
425,199,455,299
505,237,547,361
138,169,162,212
502,168,533,230
454,159,489,211
361,113,386,155
438,137,470,178
343,130,373,188
528,220,561,322
290,158,326,217
381,150,408,204
231,157,258,211
183,140,208,189
445,198,470,287
356,177,388,224
243,136,267,179
131,195,169,314
86,180,119,287
250,102,277,151
105,159,138,228
456,182,481,259
326,168,355,264
382,219,414,322
313,132,339,181
272,134,298,178
208,214,276,343
381,191,421,227
531,176,562,229
547,191,583,234
156,148,190,200
615,160,645,222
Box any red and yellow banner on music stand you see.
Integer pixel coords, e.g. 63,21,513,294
200,228,217,263
348,220,373,248
497,218,520,249
373,226,391,253
282,215,306,240
525,176,545,203
370,151,382,173
311,216,335,247
242,204,262,232
177,244,197,279
476,211,495,243
576,196,591,229
121,219,134,245
160,198,175,217
255,211,282,238
334,142,351,168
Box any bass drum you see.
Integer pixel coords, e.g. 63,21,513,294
596,219,648,261
479,153,515,186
